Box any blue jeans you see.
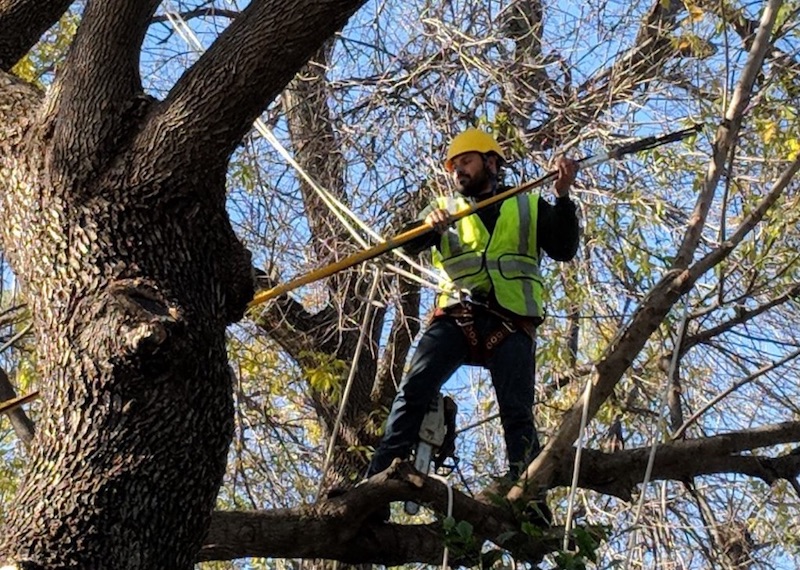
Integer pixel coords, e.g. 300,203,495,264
366,309,539,479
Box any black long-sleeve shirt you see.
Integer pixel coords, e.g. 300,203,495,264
402,192,580,262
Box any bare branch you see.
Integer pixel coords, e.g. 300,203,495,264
515,0,785,498
688,153,800,278
151,8,239,25
140,0,366,174
683,282,800,352
672,349,800,439
674,0,783,268
47,0,161,188
559,429,800,501
0,0,72,71
0,366,34,446
521,0,686,149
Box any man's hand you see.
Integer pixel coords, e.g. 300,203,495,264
425,208,451,234
553,156,578,197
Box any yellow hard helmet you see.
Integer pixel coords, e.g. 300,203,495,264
445,128,505,171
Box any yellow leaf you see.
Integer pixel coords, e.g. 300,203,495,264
788,138,800,158
688,4,704,22
762,121,777,143
11,56,37,84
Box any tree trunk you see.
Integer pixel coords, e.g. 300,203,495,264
0,73,253,569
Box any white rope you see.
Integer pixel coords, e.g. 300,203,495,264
250,122,444,290
623,295,690,569
429,473,454,570
314,267,382,502
163,5,444,293
562,375,593,551
561,244,593,552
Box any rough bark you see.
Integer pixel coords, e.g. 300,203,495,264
0,63,248,569
201,461,562,565
139,0,366,172
0,0,368,567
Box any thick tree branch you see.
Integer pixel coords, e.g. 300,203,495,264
48,0,160,189
201,423,800,562
550,421,800,500
254,293,340,357
203,461,561,564
0,0,72,71
282,45,352,268
202,509,449,564
0,70,43,230
141,0,366,174
0,70,41,139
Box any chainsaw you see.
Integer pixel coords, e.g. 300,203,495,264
404,392,458,515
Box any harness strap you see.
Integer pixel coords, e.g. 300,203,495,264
433,303,520,366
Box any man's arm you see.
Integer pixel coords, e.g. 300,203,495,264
537,195,580,262
399,203,440,255
537,156,580,261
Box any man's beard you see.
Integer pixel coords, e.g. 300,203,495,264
457,168,491,197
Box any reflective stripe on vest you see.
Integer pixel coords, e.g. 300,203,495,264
486,195,542,317
430,194,543,317
431,196,491,305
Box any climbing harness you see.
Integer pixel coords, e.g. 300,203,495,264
433,302,529,366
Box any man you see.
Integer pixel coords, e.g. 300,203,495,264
366,128,579,519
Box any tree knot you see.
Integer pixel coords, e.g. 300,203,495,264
109,279,183,356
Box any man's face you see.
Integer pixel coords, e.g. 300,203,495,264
450,152,491,197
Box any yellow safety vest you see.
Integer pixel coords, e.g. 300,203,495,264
430,195,544,317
